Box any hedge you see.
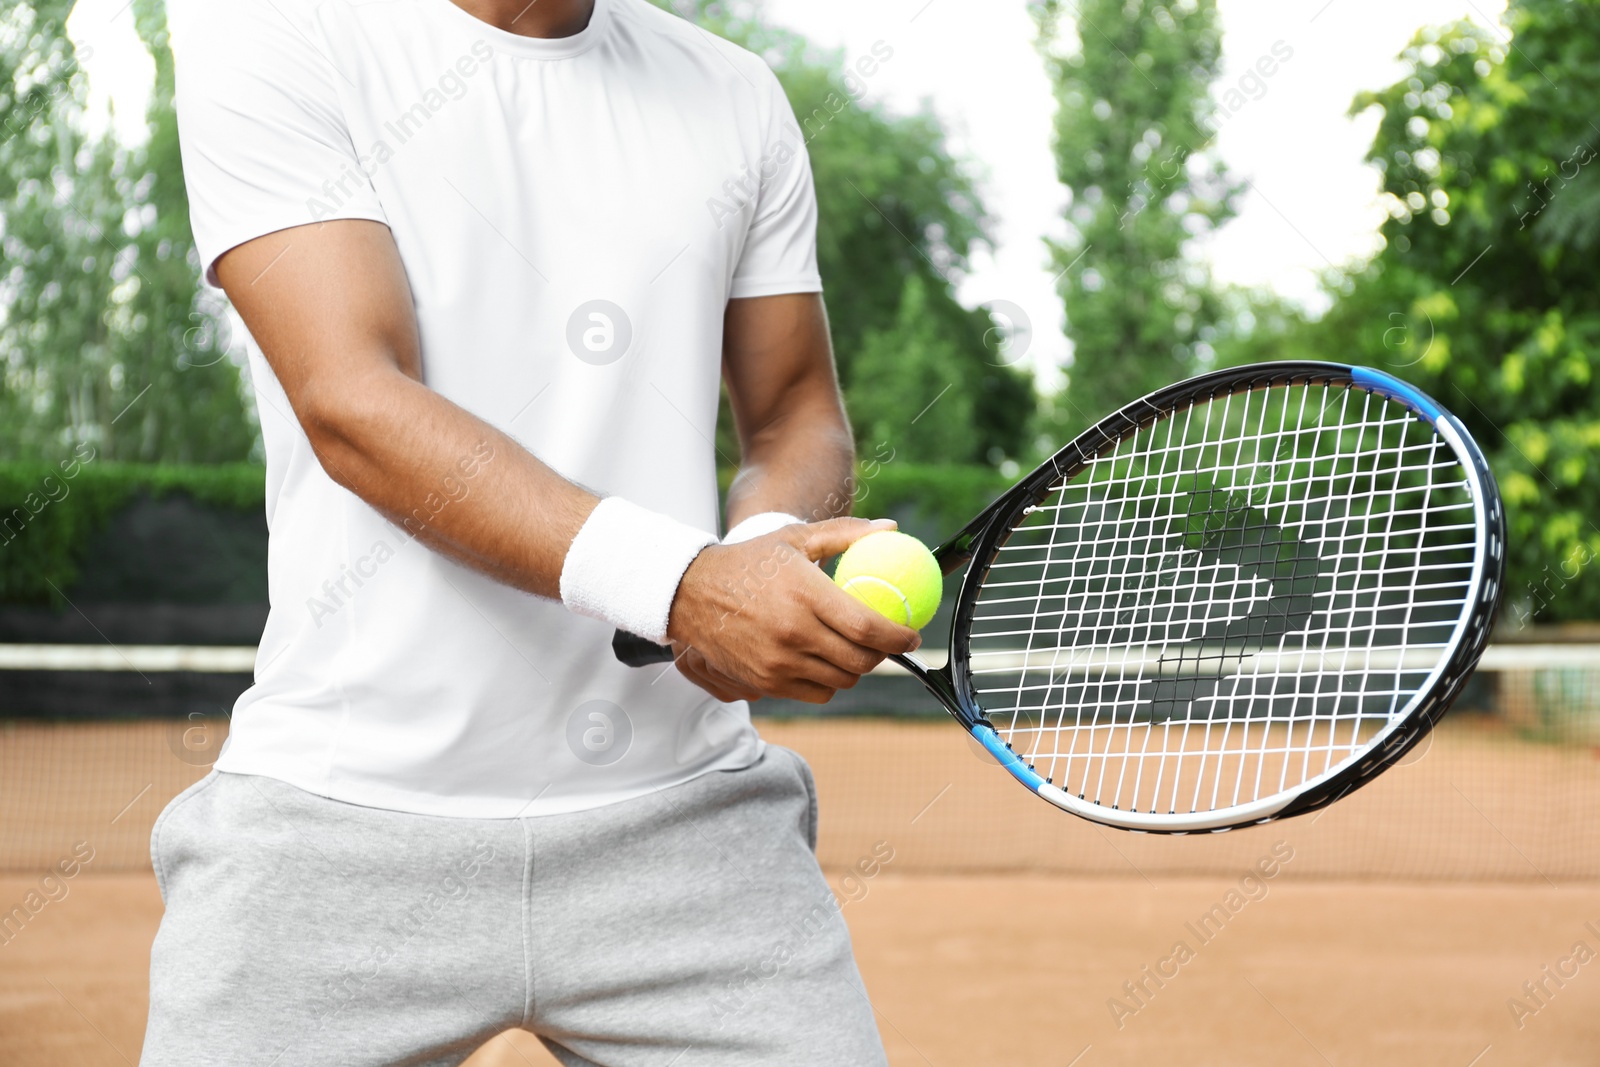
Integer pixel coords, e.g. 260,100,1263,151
842,463,1012,536
0,461,267,606
1,461,1011,606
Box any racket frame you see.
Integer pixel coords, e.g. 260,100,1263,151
894,360,1506,833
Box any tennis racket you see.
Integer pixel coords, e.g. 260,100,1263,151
615,362,1505,833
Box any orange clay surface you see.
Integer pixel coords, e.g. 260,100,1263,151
3,871,1598,1066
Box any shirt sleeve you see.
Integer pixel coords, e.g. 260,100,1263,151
728,68,823,299
169,0,387,287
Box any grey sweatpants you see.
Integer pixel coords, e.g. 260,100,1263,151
140,747,887,1067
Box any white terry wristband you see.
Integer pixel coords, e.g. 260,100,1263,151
723,511,804,545
560,497,718,644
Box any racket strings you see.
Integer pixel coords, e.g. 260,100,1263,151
966,381,1478,818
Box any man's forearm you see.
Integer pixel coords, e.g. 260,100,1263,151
724,403,855,531
306,368,599,599
719,292,857,538
311,364,717,645
217,221,606,602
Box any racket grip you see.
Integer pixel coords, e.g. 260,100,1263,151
612,629,676,667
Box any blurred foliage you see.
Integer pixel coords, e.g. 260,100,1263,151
715,459,1011,535
845,275,979,463
665,0,1036,467
843,462,1011,539
1214,0,1600,623
0,459,264,605
7,0,1593,628
0,1,255,463
1031,0,1237,439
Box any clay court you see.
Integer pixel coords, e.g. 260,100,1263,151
3,709,1598,1065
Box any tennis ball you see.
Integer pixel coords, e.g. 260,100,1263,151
833,530,942,630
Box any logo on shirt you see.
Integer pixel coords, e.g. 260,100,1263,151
566,699,633,767
565,300,633,366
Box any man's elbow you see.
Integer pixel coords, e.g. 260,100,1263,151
292,372,405,487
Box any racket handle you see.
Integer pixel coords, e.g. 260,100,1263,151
612,629,676,667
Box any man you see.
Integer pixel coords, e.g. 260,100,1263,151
145,0,919,1063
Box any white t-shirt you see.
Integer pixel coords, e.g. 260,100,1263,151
170,0,822,816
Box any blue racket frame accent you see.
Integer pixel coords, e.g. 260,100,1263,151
971,723,1047,792
1349,365,1445,422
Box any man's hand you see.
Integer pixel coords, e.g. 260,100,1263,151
667,517,922,704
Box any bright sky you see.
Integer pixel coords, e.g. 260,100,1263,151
65,0,1510,387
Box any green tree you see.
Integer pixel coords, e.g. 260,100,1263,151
796,66,1035,463
845,275,979,463
1032,0,1237,434
1221,1,1600,622
664,1,1036,465
0,0,254,463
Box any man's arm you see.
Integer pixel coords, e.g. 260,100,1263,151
217,221,915,700
666,293,918,704
217,220,598,595
721,294,854,529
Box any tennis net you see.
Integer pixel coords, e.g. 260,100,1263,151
1,643,1595,880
